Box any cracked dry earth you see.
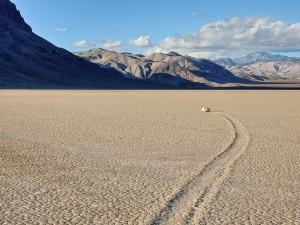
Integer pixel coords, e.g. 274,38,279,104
0,91,299,225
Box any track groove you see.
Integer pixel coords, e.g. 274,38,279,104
149,112,250,225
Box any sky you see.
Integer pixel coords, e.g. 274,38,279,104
12,0,300,58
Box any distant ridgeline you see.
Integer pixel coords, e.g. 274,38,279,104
0,0,299,89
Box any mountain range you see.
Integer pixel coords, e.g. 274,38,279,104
75,48,248,87
0,0,299,89
213,52,300,81
0,0,169,89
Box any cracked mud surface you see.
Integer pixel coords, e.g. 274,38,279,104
0,91,299,224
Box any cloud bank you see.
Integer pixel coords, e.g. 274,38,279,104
102,40,123,50
129,35,151,47
149,17,300,58
73,40,96,48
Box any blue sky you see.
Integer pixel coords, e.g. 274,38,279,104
12,0,300,58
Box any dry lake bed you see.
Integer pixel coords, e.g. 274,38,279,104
0,90,299,225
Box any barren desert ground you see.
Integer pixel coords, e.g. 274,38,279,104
0,90,299,225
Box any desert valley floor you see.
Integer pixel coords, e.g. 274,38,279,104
0,91,299,225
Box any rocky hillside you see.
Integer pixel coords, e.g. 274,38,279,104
3,0,297,89
76,49,248,87
214,52,300,81
0,0,163,89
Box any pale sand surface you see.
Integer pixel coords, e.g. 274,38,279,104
0,91,299,225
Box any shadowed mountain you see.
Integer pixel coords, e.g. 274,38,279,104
0,0,172,89
3,0,296,89
76,48,249,87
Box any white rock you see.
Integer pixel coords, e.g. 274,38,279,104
201,106,211,112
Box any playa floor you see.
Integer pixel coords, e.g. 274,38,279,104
0,91,299,225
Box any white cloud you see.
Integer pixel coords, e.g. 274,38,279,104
149,17,300,58
191,12,201,17
55,27,67,33
73,40,97,48
102,40,123,50
129,35,151,47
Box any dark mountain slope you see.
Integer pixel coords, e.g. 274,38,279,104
0,0,163,89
